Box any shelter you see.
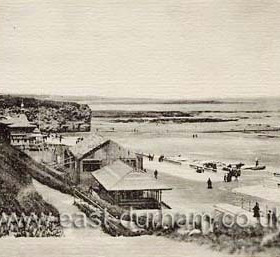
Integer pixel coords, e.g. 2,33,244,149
92,160,172,209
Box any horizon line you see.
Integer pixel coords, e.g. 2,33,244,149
2,92,280,102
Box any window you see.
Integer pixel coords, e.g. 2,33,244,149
124,159,137,168
83,160,102,172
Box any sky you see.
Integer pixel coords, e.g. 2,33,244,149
0,0,280,99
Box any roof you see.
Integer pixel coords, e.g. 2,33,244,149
69,134,108,159
0,114,36,128
92,160,171,191
33,127,41,133
0,118,14,125
8,123,36,128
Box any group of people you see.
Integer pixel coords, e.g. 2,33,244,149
76,137,84,144
224,173,232,182
147,154,154,161
146,153,165,162
253,202,278,228
223,171,239,182
47,133,63,143
192,134,198,138
158,155,165,162
223,165,241,182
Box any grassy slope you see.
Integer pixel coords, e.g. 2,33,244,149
0,143,59,216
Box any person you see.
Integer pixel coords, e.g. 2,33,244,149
207,178,212,189
227,172,232,182
255,158,259,167
253,202,260,222
154,170,158,179
272,210,277,229
88,185,94,195
267,210,271,227
224,174,227,182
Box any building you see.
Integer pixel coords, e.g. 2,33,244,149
0,103,46,150
61,134,144,185
91,160,171,209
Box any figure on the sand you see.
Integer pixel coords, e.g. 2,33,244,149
272,209,277,229
154,170,158,179
255,158,259,167
267,210,271,227
207,178,212,189
253,202,260,222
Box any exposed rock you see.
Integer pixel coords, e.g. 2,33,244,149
0,95,92,133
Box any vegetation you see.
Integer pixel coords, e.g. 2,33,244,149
0,143,62,237
0,143,59,216
153,222,280,255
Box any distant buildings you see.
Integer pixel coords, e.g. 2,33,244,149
0,103,46,150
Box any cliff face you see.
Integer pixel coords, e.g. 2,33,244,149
0,95,92,133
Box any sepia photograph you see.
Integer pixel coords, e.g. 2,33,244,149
1,0,280,256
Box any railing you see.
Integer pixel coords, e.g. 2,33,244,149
119,198,158,204
118,198,160,209
238,196,280,217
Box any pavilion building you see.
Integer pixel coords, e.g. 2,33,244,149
0,103,46,150
91,160,172,209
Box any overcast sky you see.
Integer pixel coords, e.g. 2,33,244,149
0,0,280,99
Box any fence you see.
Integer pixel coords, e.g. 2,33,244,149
238,196,279,218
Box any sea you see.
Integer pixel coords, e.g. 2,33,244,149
88,97,280,171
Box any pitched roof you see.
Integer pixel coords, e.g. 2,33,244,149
69,134,108,159
92,160,171,191
1,114,36,128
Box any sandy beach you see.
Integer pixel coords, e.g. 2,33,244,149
86,101,280,218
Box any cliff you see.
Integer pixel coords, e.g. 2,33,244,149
0,95,92,133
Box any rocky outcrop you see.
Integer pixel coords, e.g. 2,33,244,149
0,95,92,133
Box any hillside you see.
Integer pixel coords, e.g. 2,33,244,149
0,94,92,133
0,143,59,217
